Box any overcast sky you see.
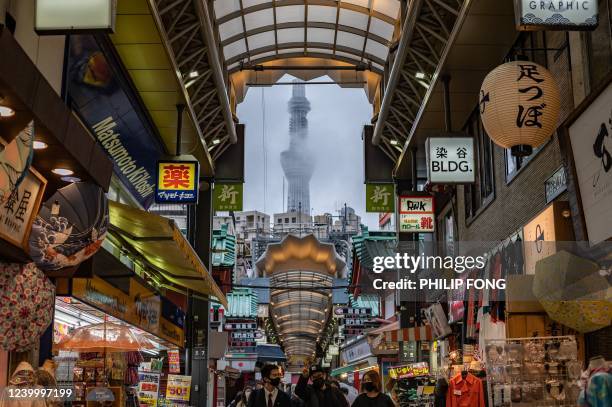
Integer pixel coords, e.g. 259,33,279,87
236,74,379,229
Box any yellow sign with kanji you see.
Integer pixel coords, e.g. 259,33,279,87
155,161,199,204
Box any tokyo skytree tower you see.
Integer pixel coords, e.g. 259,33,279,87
281,81,314,215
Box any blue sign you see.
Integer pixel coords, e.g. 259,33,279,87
67,35,166,209
155,160,200,204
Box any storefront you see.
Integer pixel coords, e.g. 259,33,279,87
333,336,379,390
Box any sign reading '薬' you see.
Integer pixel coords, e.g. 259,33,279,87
155,161,200,204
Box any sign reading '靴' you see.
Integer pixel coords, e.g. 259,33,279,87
67,35,165,209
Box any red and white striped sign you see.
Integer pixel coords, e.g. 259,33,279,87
384,325,433,342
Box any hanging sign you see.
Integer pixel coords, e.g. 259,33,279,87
168,349,181,373
514,0,598,31
333,307,372,317
165,375,191,402
567,79,612,245
366,184,395,213
213,183,243,211
35,0,116,33
399,196,435,233
426,137,475,183
0,168,46,251
155,161,200,204
388,362,429,380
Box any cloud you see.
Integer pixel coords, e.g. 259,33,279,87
237,74,381,229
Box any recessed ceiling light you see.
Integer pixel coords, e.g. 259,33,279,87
0,105,15,118
52,168,74,176
390,139,398,146
189,71,199,78
61,176,81,183
212,139,221,145
33,141,48,150
415,72,426,79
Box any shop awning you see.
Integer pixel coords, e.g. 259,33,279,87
108,201,227,307
256,344,287,363
384,325,433,342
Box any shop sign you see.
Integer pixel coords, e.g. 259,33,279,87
155,161,200,204
334,307,372,317
328,345,339,356
514,0,598,31
73,277,130,319
130,279,161,334
213,183,243,211
399,341,417,363
67,35,165,210
229,359,256,372
426,137,475,183
168,349,181,374
35,0,116,33
159,317,185,348
399,196,435,233
138,371,160,406
568,80,612,245
165,375,191,402
340,338,372,364
366,184,395,213
523,201,572,274
388,362,430,380
0,168,46,251
225,322,258,330
545,166,567,203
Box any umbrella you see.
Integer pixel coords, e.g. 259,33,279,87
533,251,612,333
0,121,34,203
55,322,156,353
29,182,108,271
0,262,55,351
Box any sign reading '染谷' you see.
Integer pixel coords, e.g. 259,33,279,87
155,161,200,204
213,183,244,211
366,183,395,213
515,0,598,31
399,196,435,233
426,137,475,184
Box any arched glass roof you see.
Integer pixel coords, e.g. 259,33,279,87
213,0,402,73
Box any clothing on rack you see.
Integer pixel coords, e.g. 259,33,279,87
578,367,611,407
446,373,485,407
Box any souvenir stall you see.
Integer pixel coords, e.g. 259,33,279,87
388,362,437,407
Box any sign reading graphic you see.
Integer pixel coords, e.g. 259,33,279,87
165,375,191,402
568,80,612,245
399,196,435,233
366,184,395,212
515,0,598,31
388,362,429,380
545,166,567,203
426,137,475,183
156,161,200,204
213,183,243,211
0,168,46,251
35,0,116,33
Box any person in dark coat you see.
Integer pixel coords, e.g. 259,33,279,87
248,364,292,407
295,364,349,407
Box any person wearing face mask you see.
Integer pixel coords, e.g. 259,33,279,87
248,365,291,407
295,364,349,407
351,370,394,407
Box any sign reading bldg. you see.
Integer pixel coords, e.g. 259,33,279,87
426,137,475,183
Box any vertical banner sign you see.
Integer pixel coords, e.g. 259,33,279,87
67,35,165,209
166,375,192,403
366,183,395,212
426,137,475,183
213,183,243,211
399,196,435,233
168,349,181,374
515,0,598,31
155,161,200,204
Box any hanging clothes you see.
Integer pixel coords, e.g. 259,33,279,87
578,369,612,407
446,373,486,407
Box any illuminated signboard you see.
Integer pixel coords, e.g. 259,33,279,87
388,362,430,380
399,196,435,233
155,161,200,204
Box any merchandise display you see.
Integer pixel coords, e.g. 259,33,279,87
485,336,580,406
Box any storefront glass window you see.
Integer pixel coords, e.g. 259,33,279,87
587,0,612,89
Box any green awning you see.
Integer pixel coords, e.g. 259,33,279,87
212,224,236,268
227,288,258,318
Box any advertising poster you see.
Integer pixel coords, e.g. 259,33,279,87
138,371,160,406
168,349,181,374
165,375,191,403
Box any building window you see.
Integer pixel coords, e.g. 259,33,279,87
277,218,282,223
504,145,545,182
292,217,296,223
285,218,289,223
463,107,495,221
587,0,612,89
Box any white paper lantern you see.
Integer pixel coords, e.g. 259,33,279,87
479,61,560,156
